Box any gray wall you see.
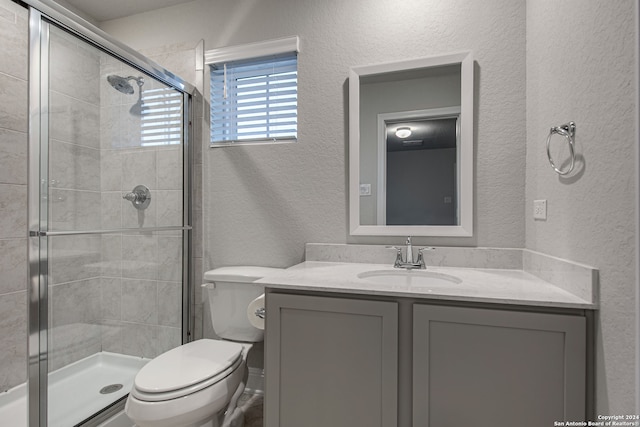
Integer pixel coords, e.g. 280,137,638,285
99,0,637,414
0,0,28,392
100,0,528,263
525,0,637,413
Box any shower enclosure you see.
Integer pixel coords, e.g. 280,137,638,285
0,0,194,426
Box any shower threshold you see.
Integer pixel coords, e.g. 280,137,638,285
0,352,149,427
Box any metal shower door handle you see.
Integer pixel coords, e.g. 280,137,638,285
123,185,151,210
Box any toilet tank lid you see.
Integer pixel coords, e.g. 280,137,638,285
204,266,284,282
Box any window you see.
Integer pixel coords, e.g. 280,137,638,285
209,53,297,145
205,36,299,146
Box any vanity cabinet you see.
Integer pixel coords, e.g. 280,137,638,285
265,292,588,427
413,304,586,427
264,293,399,427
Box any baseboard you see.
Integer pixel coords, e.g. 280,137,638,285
245,367,265,395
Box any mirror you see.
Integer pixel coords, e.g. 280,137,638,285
349,52,474,236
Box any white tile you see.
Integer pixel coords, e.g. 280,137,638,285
157,147,183,190
0,128,27,185
49,139,101,191
0,0,28,80
0,290,26,391
121,322,157,358
0,238,26,294
0,73,27,132
101,277,122,320
0,184,26,239
121,279,157,324
158,281,181,327
121,234,158,280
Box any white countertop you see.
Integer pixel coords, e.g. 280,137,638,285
257,261,596,309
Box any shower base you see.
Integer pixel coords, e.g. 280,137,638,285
0,352,148,427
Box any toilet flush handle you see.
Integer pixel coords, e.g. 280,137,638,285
254,307,266,319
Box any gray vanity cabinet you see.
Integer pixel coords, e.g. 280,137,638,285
265,293,399,427
413,304,586,427
265,292,588,427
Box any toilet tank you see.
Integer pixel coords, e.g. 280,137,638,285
203,266,281,342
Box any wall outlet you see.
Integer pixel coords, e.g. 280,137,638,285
359,184,371,196
533,199,547,220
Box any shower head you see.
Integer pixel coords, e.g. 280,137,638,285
107,75,144,95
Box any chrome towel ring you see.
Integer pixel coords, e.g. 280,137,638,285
546,122,576,175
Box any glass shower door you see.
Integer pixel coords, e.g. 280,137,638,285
29,16,191,427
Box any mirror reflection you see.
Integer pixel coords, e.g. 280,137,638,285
383,112,459,226
349,52,473,237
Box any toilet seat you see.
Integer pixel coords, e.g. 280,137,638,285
131,339,244,402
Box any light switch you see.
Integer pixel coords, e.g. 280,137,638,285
533,200,547,220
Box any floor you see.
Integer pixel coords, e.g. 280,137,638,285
237,392,264,427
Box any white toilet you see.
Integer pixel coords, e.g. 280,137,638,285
125,266,279,427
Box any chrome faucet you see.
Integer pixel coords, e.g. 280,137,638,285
388,237,433,270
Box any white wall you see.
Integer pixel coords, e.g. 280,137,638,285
525,0,636,413
101,0,527,268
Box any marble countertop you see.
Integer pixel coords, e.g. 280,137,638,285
257,261,596,309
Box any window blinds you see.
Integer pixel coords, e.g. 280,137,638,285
210,53,297,144
140,86,183,146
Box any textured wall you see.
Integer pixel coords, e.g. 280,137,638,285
101,0,528,268
99,0,639,413
525,0,636,413
0,0,28,392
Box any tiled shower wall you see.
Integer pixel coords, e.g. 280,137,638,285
46,27,184,367
47,26,104,372
0,0,28,392
0,2,186,388
140,42,205,341
97,53,183,359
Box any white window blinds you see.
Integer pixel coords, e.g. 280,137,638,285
141,86,183,146
209,52,297,144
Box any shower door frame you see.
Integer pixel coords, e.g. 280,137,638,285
26,2,196,426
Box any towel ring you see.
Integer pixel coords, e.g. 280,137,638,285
546,122,576,175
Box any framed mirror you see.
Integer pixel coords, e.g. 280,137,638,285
349,51,474,236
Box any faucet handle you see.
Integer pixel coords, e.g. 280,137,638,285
386,246,405,267
417,247,435,253
415,247,434,269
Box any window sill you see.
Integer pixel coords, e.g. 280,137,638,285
209,138,297,148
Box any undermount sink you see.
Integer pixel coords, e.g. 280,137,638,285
357,269,462,287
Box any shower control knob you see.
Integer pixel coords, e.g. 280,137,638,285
123,185,151,210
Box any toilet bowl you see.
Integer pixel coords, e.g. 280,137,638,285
125,266,281,427
125,339,247,427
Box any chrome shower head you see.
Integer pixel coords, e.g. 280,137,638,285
107,75,144,95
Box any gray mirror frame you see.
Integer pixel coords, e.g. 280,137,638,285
349,51,474,237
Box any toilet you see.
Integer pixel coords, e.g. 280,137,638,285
125,266,280,427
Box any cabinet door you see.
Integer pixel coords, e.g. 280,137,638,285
265,293,398,427
413,304,585,427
